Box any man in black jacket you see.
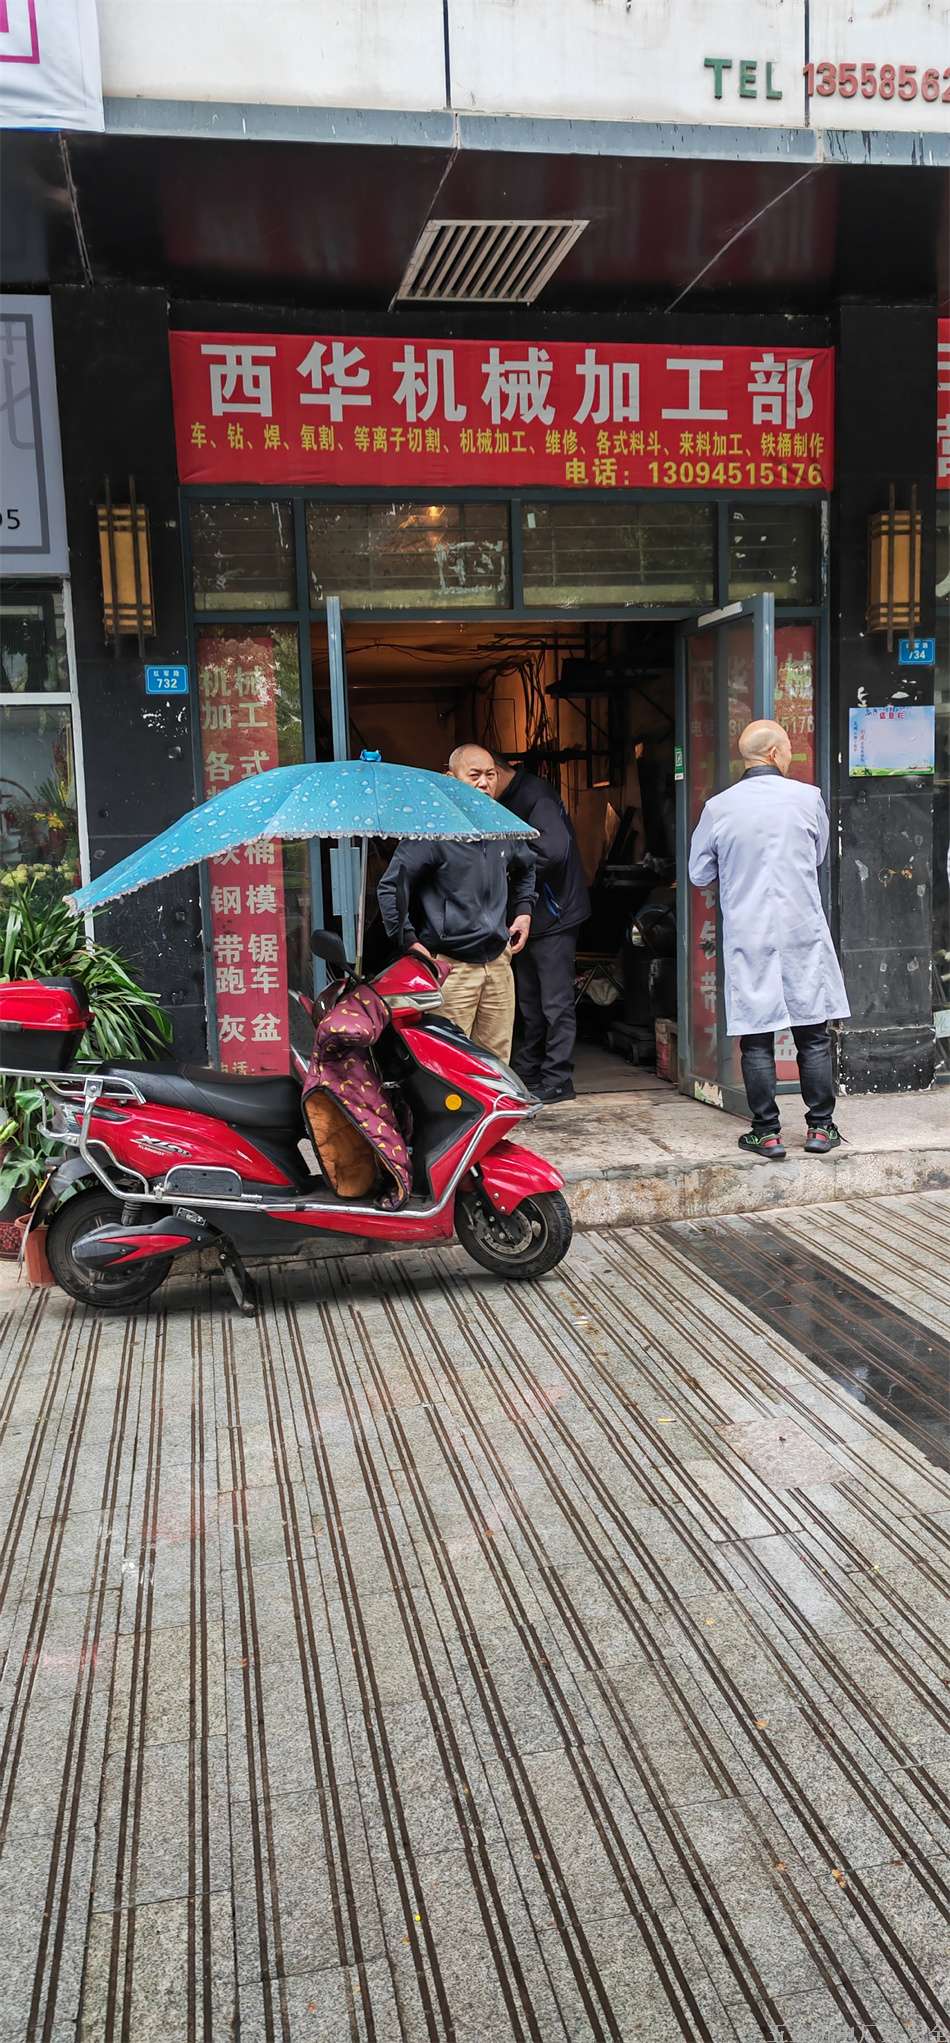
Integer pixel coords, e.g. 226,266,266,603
376,746,536,1062
495,756,590,1103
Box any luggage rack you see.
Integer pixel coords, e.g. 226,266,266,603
0,1066,151,1201
0,1065,147,1102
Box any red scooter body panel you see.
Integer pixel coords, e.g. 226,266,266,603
471,1140,566,1214
393,1018,529,1199
268,1201,457,1243
86,1102,296,1188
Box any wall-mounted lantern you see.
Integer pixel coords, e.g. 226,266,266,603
867,482,921,651
97,476,155,657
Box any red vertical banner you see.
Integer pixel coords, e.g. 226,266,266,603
938,319,949,489
774,624,818,1080
686,635,718,1084
774,624,817,785
197,632,291,1075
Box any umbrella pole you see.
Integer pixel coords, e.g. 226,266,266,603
354,837,369,979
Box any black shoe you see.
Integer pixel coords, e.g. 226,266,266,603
538,1079,576,1105
738,1130,787,1162
804,1122,844,1156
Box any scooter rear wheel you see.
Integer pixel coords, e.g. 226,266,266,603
46,1190,172,1311
455,1188,573,1281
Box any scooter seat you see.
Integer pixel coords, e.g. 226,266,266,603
99,1060,302,1132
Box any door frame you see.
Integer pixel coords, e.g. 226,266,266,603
675,594,775,1116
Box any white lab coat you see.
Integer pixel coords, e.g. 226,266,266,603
688,769,849,1037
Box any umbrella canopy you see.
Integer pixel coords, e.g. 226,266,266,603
67,756,536,915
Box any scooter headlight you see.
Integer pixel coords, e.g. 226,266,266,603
465,1060,533,1103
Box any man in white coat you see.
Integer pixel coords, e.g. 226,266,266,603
688,718,849,1161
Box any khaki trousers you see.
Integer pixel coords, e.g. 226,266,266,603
438,951,516,1062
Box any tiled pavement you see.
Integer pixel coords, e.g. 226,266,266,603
1,1192,949,2042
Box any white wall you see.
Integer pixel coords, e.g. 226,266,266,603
97,0,950,133
97,0,447,112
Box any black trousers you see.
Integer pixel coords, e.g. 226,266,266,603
739,1022,835,1136
513,928,579,1089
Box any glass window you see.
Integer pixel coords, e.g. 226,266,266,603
307,502,510,609
195,626,308,1076
728,503,817,603
0,581,69,691
521,502,714,606
191,501,295,611
0,703,80,892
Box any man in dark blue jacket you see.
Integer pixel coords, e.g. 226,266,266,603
376,746,536,1062
495,757,590,1103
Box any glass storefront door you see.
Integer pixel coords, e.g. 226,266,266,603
676,595,775,1113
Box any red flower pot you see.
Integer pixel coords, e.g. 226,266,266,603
16,1216,53,1286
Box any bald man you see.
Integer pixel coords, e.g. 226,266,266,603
688,719,849,1160
376,745,536,1062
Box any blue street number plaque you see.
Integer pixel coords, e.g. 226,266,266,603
145,664,189,695
898,638,935,668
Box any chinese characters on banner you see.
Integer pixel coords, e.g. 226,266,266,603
197,634,291,1075
939,319,950,489
169,334,835,492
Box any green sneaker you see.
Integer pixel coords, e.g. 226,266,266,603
738,1131,787,1162
804,1123,844,1156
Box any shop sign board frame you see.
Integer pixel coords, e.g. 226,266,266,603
97,0,950,138
170,331,836,496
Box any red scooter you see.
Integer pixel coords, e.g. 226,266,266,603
0,934,571,1313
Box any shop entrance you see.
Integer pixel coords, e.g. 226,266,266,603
311,608,682,1102
188,493,825,1103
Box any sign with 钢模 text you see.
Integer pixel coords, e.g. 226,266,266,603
197,634,291,1076
145,663,189,694
0,0,103,131
169,333,836,493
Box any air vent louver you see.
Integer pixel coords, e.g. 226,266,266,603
396,219,587,305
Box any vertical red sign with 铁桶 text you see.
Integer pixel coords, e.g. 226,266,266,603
197,633,291,1075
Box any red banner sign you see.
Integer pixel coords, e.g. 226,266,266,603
939,319,949,490
197,632,291,1076
170,332,835,492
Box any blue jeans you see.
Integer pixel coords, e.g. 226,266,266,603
740,1023,835,1136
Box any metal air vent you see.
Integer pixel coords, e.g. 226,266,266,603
395,219,588,305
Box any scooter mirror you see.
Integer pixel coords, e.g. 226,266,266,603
310,929,352,973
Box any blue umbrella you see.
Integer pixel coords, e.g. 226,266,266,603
68,752,536,969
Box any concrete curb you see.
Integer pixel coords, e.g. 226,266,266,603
559,1143,950,1229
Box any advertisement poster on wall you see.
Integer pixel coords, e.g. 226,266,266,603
849,705,936,778
0,0,103,131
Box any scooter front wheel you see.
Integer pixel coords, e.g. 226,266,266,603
455,1187,573,1281
46,1190,172,1311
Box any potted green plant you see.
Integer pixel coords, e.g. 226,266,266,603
0,874,173,1265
